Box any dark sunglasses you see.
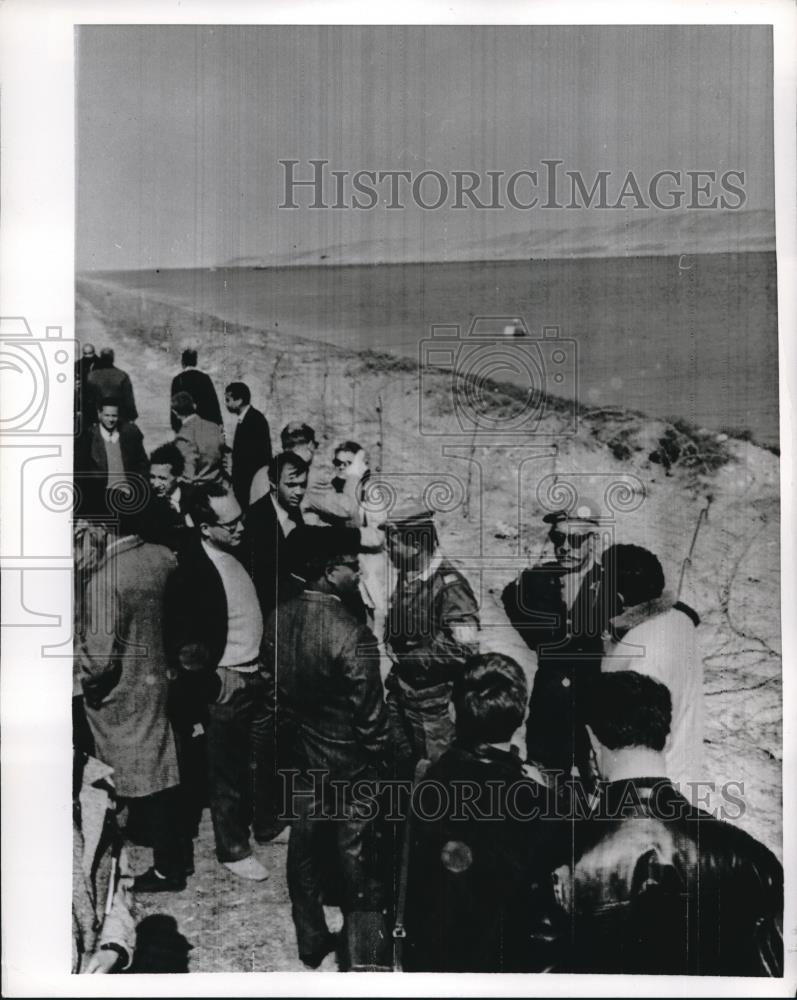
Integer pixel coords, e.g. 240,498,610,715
217,514,243,532
550,529,593,548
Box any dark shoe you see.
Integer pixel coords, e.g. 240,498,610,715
254,820,288,844
300,932,337,970
132,866,187,894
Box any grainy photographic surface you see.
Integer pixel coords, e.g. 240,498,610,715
67,22,783,980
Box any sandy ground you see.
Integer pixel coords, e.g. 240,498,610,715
76,276,783,973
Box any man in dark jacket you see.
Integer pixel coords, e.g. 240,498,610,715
170,348,223,432
404,652,559,973
540,670,784,976
166,481,273,881
225,381,273,509
261,527,390,970
244,451,308,619
74,399,149,518
382,504,480,767
86,348,138,423
501,500,611,779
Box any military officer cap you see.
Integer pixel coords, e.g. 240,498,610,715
542,495,602,527
379,498,436,533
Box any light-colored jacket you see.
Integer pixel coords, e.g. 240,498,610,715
72,756,135,973
602,591,703,788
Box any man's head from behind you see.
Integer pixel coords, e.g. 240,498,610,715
186,482,243,550
149,443,185,498
281,422,318,464
181,348,198,368
587,671,672,776
603,544,665,612
452,653,528,748
98,347,115,368
224,381,251,414
97,399,120,432
270,451,309,512
171,391,196,420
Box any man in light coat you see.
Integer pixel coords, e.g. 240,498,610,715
80,501,189,893
601,543,703,789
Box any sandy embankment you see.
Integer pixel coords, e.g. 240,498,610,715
77,275,782,858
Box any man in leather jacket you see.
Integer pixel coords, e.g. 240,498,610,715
261,527,390,970
539,670,783,976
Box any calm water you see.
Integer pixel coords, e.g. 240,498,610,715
94,253,779,446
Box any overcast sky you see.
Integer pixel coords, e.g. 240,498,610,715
76,25,774,271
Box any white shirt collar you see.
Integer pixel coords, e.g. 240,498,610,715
99,424,119,443
408,550,443,583
271,493,295,536
237,404,251,424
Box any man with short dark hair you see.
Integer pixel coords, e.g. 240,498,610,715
501,500,610,779
382,504,480,766
148,443,191,553
244,451,308,618
172,391,224,484
74,398,149,517
262,527,390,970
225,382,273,509
86,348,138,423
541,670,784,976
166,481,273,881
170,348,223,432
404,652,553,972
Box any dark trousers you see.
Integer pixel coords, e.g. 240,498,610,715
206,668,273,863
287,794,388,968
126,785,186,879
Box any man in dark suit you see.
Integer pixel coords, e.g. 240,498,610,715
74,398,149,518
225,381,273,509
170,348,223,433
86,348,138,423
244,451,307,619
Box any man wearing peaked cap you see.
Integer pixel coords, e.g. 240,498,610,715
381,499,480,768
501,494,612,782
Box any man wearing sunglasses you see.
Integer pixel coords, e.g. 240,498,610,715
501,500,609,781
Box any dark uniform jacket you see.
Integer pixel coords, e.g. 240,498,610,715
404,744,562,972
170,368,223,431
262,590,389,794
231,406,273,509
386,558,479,689
501,560,607,771
543,778,784,976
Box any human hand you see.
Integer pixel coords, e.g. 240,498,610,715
85,948,120,974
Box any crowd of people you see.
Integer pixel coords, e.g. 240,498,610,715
71,343,783,976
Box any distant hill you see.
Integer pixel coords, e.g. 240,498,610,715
225,208,775,268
